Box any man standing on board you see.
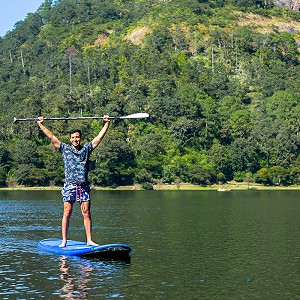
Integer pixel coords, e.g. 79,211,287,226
37,115,110,247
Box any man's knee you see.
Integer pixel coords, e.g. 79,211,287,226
81,203,91,218
63,203,73,219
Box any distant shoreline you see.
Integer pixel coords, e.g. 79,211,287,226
1,182,300,191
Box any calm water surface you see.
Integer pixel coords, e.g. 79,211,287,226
0,190,300,299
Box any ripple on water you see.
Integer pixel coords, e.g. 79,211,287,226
2,191,300,299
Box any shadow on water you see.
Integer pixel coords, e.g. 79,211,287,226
81,251,132,261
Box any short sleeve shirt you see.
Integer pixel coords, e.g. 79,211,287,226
59,142,93,183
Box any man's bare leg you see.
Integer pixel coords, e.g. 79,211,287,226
59,202,73,247
81,201,99,246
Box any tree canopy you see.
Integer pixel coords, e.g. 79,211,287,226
1,0,300,187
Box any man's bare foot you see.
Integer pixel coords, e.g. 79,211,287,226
87,241,99,246
59,241,67,248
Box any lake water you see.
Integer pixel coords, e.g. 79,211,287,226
0,190,300,299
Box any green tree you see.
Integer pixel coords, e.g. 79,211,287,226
208,139,232,180
229,138,260,173
164,148,215,184
290,167,300,185
90,130,135,186
254,168,271,185
269,166,289,186
228,109,252,140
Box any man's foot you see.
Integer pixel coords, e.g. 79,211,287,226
59,241,67,248
87,241,99,246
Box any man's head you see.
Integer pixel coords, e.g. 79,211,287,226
69,129,82,149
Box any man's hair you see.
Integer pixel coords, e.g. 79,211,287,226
69,129,82,137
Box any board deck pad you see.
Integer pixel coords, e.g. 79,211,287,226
38,238,131,259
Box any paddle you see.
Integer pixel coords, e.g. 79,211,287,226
13,113,149,123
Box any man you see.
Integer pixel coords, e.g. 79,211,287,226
37,115,110,247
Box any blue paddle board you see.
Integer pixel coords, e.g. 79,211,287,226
38,238,131,258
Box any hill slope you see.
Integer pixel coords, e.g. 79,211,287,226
0,0,300,187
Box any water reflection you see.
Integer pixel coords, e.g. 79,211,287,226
59,256,92,299
57,255,131,299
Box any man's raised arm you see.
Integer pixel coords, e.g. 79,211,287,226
37,117,61,150
92,115,110,149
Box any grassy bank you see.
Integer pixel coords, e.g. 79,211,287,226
1,182,300,191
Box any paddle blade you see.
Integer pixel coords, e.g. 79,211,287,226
119,113,149,119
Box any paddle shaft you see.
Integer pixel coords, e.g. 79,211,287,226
13,113,149,123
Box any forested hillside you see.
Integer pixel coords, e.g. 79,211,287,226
1,0,300,187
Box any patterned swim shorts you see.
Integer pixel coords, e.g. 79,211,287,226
61,182,91,203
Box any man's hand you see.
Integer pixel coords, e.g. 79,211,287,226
37,116,44,124
103,115,110,123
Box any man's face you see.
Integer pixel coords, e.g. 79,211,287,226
70,132,81,149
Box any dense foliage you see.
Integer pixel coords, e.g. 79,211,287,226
1,0,300,187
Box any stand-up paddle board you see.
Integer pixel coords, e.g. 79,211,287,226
38,238,131,259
